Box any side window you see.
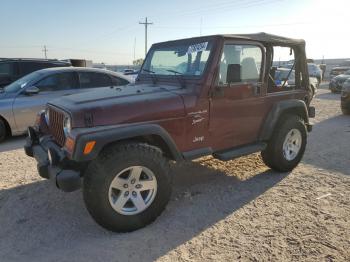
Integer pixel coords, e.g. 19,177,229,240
20,62,46,76
219,44,262,85
79,72,112,88
0,62,15,76
35,73,78,91
111,76,129,86
268,46,298,93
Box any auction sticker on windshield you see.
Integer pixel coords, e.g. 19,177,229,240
187,42,208,54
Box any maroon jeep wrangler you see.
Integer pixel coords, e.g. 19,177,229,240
25,33,315,232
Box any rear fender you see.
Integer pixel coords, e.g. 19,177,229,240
259,99,310,141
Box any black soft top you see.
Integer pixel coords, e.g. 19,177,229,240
222,32,305,46
153,32,305,48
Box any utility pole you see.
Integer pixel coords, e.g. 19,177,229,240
133,37,136,61
139,17,153,57
42,45,48,59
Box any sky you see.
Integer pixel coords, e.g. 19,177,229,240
0,0,349,65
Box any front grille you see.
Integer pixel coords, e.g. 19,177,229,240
48,107,66,146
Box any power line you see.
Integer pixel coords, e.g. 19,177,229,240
153,21,311,30
139,17,153,58
154,0,285,20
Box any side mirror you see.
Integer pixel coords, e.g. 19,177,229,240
226,64,241,83
24,86,40,95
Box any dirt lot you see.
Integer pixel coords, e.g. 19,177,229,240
0,86,349,262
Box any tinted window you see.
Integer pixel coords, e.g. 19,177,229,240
19,62,48,75
219,44,262,84
35,72,78,91
111,76,129,86
0,62,14,75
79,72,112,88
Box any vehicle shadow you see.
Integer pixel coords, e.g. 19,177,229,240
0,161,288,262
302,114,350,175
0,135,26,153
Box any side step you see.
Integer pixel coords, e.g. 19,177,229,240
213,142,267,161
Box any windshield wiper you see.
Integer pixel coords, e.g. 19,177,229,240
166,70,186,88
141,68,158,85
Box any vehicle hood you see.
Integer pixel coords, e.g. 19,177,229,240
49,84,186,127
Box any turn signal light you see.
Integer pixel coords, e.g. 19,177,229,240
65,137,75,153
84,141,96,155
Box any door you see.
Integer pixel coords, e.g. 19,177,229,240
12,72,79,132
209,42,267,150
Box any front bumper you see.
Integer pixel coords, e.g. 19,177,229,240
24,127,81,192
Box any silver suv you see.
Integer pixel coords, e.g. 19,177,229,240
0,67,132,142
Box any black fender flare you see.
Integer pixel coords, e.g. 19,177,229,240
258,99,310,141
71,124,183,162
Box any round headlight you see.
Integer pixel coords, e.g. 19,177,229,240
63,116,71,136
45,108,50,124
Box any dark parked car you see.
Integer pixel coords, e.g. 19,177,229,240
0,67,132,142
329,70,350,93
341,79,350,115
0,58,71,88
330,66,350,78
25,33,314,232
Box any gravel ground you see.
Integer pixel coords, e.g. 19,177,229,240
0,86,349,262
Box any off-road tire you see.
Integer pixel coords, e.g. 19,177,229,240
83,143,171,232
261,115,307,172
0,119,7,143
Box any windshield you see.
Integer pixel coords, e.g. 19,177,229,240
3,71,41,93
142,40,213,76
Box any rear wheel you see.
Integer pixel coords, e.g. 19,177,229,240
83,143,172,232
0,119,7,143
261,115,307,172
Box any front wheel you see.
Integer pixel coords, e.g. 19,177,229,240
261,115,307,172
0,119,7,143
83,143,171,232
